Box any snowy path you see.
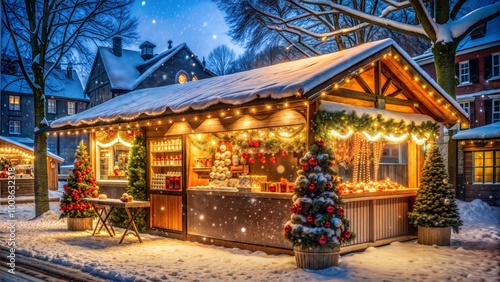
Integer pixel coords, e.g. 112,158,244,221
0,200,498,282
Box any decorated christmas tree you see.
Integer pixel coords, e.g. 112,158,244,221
408,143,462,233
110,134,148,232
60,141,99,218
284,140,354,249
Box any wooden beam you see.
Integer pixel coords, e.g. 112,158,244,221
354,75,374,95
375,60,381,96
386,89,403,98
334,88,377,102
381,78,392,96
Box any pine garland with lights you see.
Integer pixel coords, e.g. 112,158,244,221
283,140,354,249
408,143,462,233
110,134,148,232
60,141,99,218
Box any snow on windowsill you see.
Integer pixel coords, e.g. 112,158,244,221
457,82,473,87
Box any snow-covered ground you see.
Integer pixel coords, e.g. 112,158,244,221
1,199,498,282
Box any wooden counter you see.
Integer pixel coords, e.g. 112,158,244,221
0,178,34,197
187,188,417,254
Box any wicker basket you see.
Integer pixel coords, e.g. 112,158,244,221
67,217,93,231
293,246,340,269
417,226,451,246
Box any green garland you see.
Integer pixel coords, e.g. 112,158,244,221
314,110,439,143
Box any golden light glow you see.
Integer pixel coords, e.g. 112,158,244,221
331,129,353,139
362,132,382,141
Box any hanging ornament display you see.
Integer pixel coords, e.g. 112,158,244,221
249,157,256,165
444,198,450,206
352,133,361,183
260,157,266,164
281,150,287,157
270,155,277,164
372,141,385,181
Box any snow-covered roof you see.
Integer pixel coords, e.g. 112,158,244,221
453,122,500,140
49,39,465,129
320,101,434,124
96,43,207,91
1,69,87,101
0,136,64,162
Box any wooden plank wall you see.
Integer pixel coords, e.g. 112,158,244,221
150,194,183,231
378,165,408,187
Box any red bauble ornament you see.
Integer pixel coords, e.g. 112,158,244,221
92,192,99,198
281,151,287,157
338,235,345,242
67,204,74,211
306,215,313,223
108,130,115,136
308,183,316,191
326,182,332,190
296,203,303,211
77,177,83,183
308,158,318,166
284,225,292,233
291,206,297,213
270,156,277,164
302,163,309,171
254,141,260,147
338,207,345,217
60,205,67,211
319,235,327,245
242,153,249,159
343,230,351,239
328,162,333,167
74,203,81,210
326,205,334,213
260,157,266,163
249,141,254,147
249,157,256,165
316,140,324,147
324,221,331,228
256,152,262,157
135,130,141,135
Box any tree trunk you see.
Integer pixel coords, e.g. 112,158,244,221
34,87,49,217
432,42,457,98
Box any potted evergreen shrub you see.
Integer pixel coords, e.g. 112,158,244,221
283,140,354,269
408,143,462,246
60,141,99,230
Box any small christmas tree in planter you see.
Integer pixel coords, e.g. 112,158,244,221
284,140,354,269
408,142,462,246
110,133,148,232
60,141,99,231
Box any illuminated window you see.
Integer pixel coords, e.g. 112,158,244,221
380,143,408,164
95,130,133,181
47,99,56,114
492,53,499,78
67,102,76,115
9,121,21,134
9,95,20,111
459,61,470,84
473,151,500,184
176,71,189,84
192,76,198,81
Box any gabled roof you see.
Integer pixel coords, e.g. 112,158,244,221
0,136,64,162
453,122,500,140
1,69,87,101
49,39,467,130
93,43,210,92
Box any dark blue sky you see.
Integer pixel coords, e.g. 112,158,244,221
128,0,243,60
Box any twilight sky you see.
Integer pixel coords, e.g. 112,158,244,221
127,0,243,60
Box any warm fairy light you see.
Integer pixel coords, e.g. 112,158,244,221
404,66,409,71
414,76,419,81
422,85,427,89
384,133,408,142
346,78,351,83
321,91,326,96
169,119,173,123
182,118,186,121
284,103,289,107
118,125,122,129
194,116,198,121
92,128,95,132
362,132,382,141
207,114,211,118
334,84,339,89
411,134,428,145
147,122,150,126
359,68,364,73
251,108,256,112
371,62,375,66
437,99,442,103
304,102,308,106
127,124,130,128
221,112,225,117
322,36,326,41
158,121,161,124
428,91,433,96
266,105,271,109
331,129,353,139
236,110,241,115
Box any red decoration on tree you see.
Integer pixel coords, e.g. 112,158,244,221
108,129,116,136
249,141,254,147
343,230,351,239
326,182,332,190
338,207,345,217
324,221,331,228
326,205,334,213
60,141,99,219
242,153,249,159
316,140,324,147
256,152,262,157
249,157,256,165
270,156,277,164
319,235,327,245
306,215,313,222
308,183,316,191
285,225,292,233
254,140,260,147
338,235,345,242
302,163,309,171
281,150,287,157
308,157,318,166
296,203,303,211
291,206,297,213
260,157,266,163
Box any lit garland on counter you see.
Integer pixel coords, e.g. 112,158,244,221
314,110,439,145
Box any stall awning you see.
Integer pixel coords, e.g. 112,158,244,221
0,136,64,162
453,122,500,140
319,101,434,125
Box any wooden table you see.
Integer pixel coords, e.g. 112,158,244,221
86,198,150,243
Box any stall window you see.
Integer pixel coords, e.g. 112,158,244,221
493,99,500,123
95,130,134,181
67,102,76,115
9,95,20,111
380,143,408,164
492,53,499,78
9,121,21,134
473,151,500,184
459,61,470,84
47,99,57,114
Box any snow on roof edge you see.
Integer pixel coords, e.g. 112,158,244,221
453,122,500,140
0,136,64,162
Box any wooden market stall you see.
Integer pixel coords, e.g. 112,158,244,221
0,136,63,196
47,39,468,253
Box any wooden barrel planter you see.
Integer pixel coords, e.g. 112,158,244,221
417,226,451,246
293,246,340,269
67,217,93,231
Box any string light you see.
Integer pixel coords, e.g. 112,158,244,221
362,132,382,142
384,133,408,142
331,129,354,139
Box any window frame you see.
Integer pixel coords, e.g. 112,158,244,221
473,151,500,184
458,102,470,130
67,101,76,115
493,99,500,123
459,60,470,84
47,99,57,114
8,95,21,111
9,120,21,134
492,52,500,79
176,70,189,84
